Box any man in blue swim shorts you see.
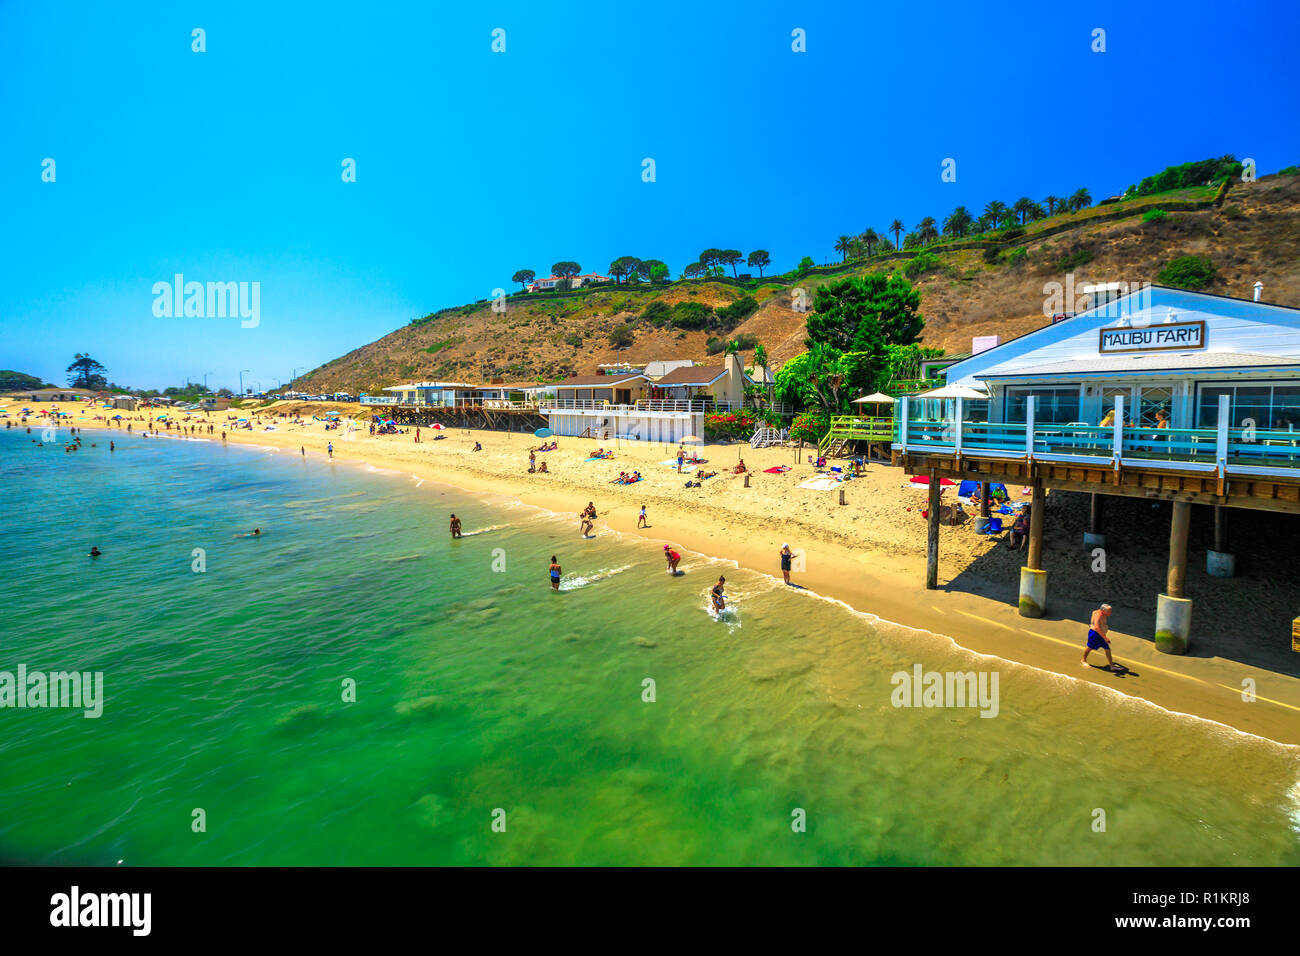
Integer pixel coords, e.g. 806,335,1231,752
1080,603,1116,671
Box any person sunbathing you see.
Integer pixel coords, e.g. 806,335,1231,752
538,460,549,473
733,460,747,474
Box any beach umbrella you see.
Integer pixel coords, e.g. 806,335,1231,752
853,392,897,404
534,427,553,438
430,422,445,430
679,434,702,445
908,475,956,487
914,383,988,400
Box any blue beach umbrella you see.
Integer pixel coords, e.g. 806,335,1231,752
534,427,553,438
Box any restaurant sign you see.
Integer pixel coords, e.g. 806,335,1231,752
1098,320,1206,354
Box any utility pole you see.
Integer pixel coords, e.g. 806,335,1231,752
239,369,250,396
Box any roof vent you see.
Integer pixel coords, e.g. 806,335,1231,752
1164,311,1179,324
1254,281,1263,302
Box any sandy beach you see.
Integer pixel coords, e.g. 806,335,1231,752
12,397,1300,746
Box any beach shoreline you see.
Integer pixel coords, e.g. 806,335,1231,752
14,399,1300,746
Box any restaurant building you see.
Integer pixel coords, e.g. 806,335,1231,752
893,284,1300,655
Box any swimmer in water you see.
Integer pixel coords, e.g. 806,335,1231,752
89,546,102,557
549,555,562,591
711,576,726,612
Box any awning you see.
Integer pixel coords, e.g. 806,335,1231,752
914,383,989,400
976,350,1300,380
853,392,897,404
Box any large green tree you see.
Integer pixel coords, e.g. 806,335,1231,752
804,274,924,353
719,249,744,277
747,249,770,277
67,353,107,390
551,261,581,277
511,269,535,290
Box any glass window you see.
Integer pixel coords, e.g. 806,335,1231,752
1196,382,1300,430
1005,387,1081,425
1136,387,1173,428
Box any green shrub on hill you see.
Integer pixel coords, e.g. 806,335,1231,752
715,295,758,327
641,299,671,325
1136,156,1242,195
1142,209,1168,222
902,252,939,279
670,301,713,330
1157,254,1217,290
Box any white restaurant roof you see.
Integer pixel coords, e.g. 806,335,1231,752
978,351,1300,379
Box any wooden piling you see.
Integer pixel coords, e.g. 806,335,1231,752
1168,501,1191,598
1089,493,1102,535
1213,505,1226,553
1027,480,1045,570
926,471,940,589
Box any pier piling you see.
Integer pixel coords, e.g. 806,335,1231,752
1156,501,1193,653
1207,504,1235,577
1019,479,1047,617
925,471,940,590
1083,493,1106,549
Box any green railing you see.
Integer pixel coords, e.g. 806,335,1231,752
819,416,896,454
895,411,1300,475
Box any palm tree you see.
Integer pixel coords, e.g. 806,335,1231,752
889,219,904,250
983,200,1009,229
1069,188,1092,212
917,217,939,245
1012,197,1034,225
834,235,853,262
942,206,973,238
1044,195,1063,217
1027,201,1047,221
860,228,879,257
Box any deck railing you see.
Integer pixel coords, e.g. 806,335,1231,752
819,416,896,452
893,395,1300,478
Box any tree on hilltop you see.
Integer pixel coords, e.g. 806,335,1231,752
720,249,744,277
551,261,581,277
67,353,107,390
889,219,904,250
512,269,535,290
747,250,770,278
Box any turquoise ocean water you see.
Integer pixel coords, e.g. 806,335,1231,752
1,426,1297,865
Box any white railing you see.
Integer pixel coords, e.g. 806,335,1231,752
540,399,736,413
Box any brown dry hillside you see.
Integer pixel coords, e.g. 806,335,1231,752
298,173,1300,393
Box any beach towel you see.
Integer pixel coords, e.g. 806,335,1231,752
798,476,840,491
763,466,791,474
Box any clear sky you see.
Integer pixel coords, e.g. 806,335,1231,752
2,0,1298,392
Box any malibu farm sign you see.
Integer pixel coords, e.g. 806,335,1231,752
1098,320,1206,354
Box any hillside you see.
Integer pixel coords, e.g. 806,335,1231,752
297,172,1300,394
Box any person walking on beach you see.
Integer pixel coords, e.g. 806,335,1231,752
327,442,334,458
780,543,794,585
1081,603,1117,671
637,504,647,528
450,514,462,539
549,555,562,591
580,502,596,537
676,446,685,473
415,427,421,443
663,545,680,574
711,576,727,613
529,450,536,473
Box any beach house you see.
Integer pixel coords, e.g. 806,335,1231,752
892,283,1300,655
525,273,612,293
539,354,753,442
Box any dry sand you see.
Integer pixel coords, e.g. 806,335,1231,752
11,397,1300,745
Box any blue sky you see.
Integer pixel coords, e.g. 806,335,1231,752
2,0,1298,392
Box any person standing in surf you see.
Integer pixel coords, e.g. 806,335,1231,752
780,543,794,585
449,514,462,539
549,556,562,591
637,504,647,528
663,545,680,574
580,502,597,537
327,441,333,459
711,576,726,613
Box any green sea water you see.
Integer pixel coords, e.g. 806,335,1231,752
1,426,1298,865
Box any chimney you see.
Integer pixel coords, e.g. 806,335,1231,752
1254,280,1263,302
